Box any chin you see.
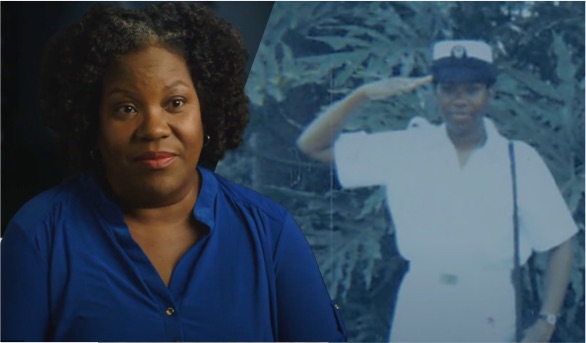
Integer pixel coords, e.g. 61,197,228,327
448,118,479,133
446,122,468,134
124,172,195,207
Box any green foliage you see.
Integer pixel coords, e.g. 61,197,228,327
218,2,584,341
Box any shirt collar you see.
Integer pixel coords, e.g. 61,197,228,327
480,117,508,153
193,166,217,232
81,170,126,227
436,116,507,149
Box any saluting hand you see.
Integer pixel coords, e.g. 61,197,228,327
358,75,433,100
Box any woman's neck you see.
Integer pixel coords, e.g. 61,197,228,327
123,184,199,230
99,170,201,230
447,123,487,152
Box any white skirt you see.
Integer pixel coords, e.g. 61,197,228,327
389,266,516,342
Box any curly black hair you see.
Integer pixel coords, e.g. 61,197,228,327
41,2,249,171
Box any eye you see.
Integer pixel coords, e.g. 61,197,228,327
114,104,138,117
167,98,185,111
439,84,455,94
467,85,485,95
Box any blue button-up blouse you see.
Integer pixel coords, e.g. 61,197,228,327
1,167,346,341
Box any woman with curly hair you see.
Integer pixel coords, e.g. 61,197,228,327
1,3,346,342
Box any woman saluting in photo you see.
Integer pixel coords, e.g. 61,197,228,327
298,40,576,342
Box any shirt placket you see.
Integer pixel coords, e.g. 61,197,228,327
161,300,184,342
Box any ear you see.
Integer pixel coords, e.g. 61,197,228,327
486,86,495,100
95,134,102,150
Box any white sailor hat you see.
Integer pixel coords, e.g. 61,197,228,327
431,40,496,84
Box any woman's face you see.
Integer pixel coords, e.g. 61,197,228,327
97,46,203,207
435,82,493,136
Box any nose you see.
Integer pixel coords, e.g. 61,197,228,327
451,89,469,107
135,107,171,141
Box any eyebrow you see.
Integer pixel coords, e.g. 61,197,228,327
104,80,191,97
104,88,137,97
163,80,191,90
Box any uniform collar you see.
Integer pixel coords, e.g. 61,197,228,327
479,117,508,153
436,116,507,151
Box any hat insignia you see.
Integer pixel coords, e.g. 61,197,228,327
451,45,467,59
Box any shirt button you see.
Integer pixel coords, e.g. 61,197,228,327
165,307,175,316
334,304,340,310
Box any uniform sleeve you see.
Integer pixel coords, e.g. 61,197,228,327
273,214,347,342
516,143,578,252
1,220,51,341
334,130,416,189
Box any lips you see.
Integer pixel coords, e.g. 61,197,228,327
135,151,177,169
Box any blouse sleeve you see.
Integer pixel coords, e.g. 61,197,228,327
334,129,418,189
1,220,51,341
516,142,578,252
273,213,347,342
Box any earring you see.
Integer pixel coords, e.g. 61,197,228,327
90,149,100,161
203,134,211,147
